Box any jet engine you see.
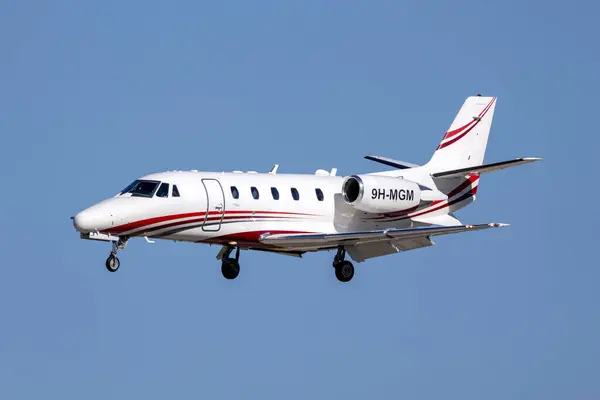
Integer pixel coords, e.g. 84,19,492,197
341,175,421,213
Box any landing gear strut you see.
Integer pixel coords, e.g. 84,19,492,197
105,237,127,272
221,246,240,280
333,246,354,283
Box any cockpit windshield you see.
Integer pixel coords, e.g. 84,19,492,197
120,180,160,197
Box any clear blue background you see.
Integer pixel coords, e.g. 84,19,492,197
1,1,596,398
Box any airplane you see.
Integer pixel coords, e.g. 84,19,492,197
72,95,541,282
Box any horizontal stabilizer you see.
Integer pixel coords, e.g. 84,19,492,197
431,157,542,178
365,155,420,170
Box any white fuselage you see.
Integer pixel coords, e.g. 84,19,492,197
73,169,478,250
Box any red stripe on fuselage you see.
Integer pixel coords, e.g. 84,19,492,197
366,176,479,223
403,177,479,219
127,214,303,236
104,210,318,235
445,176,479,199
107,212,206,234
200,230,316,246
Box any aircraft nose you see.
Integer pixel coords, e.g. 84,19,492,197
73,210,95,233
73,209,113,233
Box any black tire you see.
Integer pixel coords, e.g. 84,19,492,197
332,255,340,268
335,261,354,282
105,255,120,272
221,259,240,280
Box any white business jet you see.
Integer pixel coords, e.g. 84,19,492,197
73,95,540,282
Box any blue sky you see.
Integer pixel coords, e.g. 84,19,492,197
0,0,597,398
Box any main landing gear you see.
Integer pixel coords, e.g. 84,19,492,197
221,246,241,280
105,238,128,272
333,246,354,283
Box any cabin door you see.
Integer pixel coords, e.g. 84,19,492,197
202,179,225,231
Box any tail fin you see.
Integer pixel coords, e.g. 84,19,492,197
425,95,496,173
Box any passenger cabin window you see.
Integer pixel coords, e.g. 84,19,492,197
156,183,170,198
121,180,160,198
315,188,324,201
271,187,279,200
251,186,259,200
231,186,239,199
172,185,180,197
291,188,300,201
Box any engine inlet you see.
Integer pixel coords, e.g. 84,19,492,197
342,176,363,203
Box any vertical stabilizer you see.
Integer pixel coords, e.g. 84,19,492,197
425,96,496,173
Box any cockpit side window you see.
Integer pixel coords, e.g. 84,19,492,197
124,180,160,198
156,182,170,198
172,185,180,197
119,181,138,195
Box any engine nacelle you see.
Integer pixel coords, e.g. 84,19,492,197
341,175,421,213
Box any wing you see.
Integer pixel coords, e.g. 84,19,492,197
259,223,508,262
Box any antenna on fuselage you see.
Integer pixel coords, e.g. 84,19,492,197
269,164,279,174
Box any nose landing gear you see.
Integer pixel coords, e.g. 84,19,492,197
221,246,241,280
105,238,128,272
333,246,354,283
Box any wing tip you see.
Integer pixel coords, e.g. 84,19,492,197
489,222,510,228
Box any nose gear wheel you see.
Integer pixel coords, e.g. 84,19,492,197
104,237,127,272
105,254,120,272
